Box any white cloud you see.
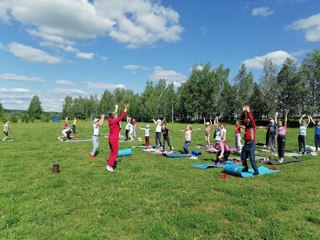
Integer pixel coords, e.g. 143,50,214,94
86,82,127,90
149,67,186,82
123,64,149,71
252,7,274,17
0,0,183,49
55,80,76,86
0,88,31,93
287,13,320,42
243,50,295,70
48,88,86,95
8,42,61,64
0,73,45,82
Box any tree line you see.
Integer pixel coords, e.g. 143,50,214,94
1,49,319,123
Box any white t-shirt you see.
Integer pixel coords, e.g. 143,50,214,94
220,128,227,140
144,128,150,137
93,124,100,136
3,123,9,132
126,123,132,130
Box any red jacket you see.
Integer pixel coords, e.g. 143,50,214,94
108,112,126,141
242,111,256,142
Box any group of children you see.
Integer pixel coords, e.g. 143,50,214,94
58,117,78,141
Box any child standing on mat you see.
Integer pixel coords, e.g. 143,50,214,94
89,114,105,159
72,116,78,134
310,116,320,152
161,123,173,153
241,105,259,175
180,124,200,156
106,103,129,172
234,120,243,153
153,118,165,148
139,124,151,148
275,111,288,163
298,114,311,154
125,117,132,141
203,117,212,147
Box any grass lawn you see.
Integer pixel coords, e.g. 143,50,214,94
1,121,320,239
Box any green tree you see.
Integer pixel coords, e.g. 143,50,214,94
98,90,114,114
248,83,265,121
28,95,43,119
233,64,254,116
276,58,303,115
0,102,4,116
259,59,278,117
62,96,74,119
300,49,320,115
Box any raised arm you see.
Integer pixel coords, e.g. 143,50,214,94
161,117,166,124
114,104,118,113
284,111,288,128
214,117,219,126
299,114,305,124
310,116,315,125
306,115,311,126
98,114,105,126
203,117,206,125
153,118,157,124
274,112,278,124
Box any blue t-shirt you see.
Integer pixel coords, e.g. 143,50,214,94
315,125,320,135
268,124,277,137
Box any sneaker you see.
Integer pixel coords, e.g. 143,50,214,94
89,154,96,159
185,154,190,157
106,165,114,172
279,158,284,163
242,167,249,172
253,171,259,175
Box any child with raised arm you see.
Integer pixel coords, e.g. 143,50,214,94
139,124,151,148
310,116,320,152
276,111,288,163
266,113,277,152
153,117,165,148
298,114,310,154
180,124,200,156
161,123,173,153
89,114,105,158
204,117,212,147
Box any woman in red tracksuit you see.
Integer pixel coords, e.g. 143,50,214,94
106,104,129,172
241,105,259,175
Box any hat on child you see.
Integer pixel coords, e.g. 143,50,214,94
94,118,99,122
214,136,222,141
206,122,210,125
157,119,161,123
146,124,150,128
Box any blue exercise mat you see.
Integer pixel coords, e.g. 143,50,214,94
117,148,132,157
223,165,280,178
165,150,202,158
193,160,236,169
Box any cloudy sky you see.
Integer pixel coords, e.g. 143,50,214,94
0,0,319,112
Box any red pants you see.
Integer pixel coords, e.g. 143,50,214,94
108,140,118,167
145,136,150,146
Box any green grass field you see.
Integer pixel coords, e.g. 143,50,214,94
1,121,320,240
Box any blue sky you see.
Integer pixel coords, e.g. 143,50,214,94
0,0,319,112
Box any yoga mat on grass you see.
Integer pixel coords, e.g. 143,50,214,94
165,150,202,158
117,148,132,157
267,158,301,165
65,139,91,142
223,165,280,178
193,160,236,169
231,155,265,162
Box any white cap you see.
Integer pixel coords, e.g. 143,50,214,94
157,119,161,123
94,118,99,122
206,122,210,125
146,124,150,128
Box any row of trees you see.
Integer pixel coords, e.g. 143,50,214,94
62,49,320,122
2,49,319,123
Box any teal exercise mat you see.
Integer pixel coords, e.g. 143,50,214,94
223,165,280,178
165,150,202,158
193,160,237,169
65,139,91,142
231,155,265,162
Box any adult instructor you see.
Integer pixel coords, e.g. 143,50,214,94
241,105,259,175
106,103,129,172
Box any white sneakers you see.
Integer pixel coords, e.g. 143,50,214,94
279,158,284,163
106,165,114,172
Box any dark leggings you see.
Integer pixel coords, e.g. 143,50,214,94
162,137,172,151
277,135,286,158
155,132,162,147
298,135,306,152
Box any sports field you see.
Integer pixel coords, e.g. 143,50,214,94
1,121,320,239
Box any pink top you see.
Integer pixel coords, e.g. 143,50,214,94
213,141,230,156
185,130,191,141
278,126,286,136
205,125,211,133
235,125,241,134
